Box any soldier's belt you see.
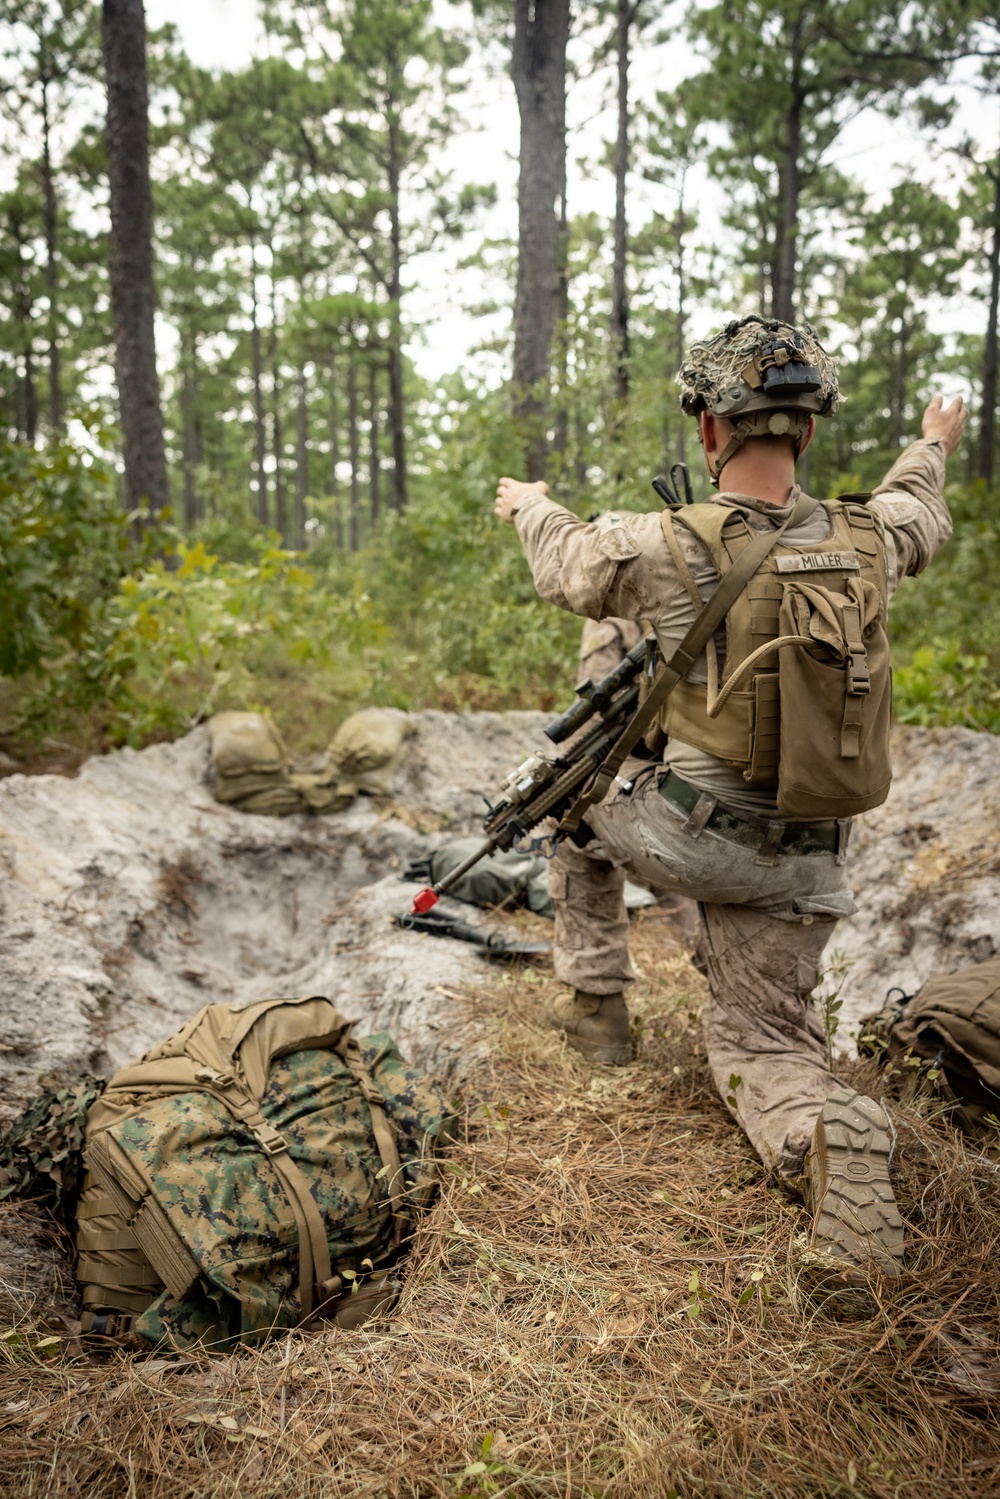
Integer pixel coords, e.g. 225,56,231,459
658,770,850,864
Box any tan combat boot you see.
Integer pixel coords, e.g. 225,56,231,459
805,1087,905,1285
547,990,634,1065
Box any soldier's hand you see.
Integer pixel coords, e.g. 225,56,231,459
494,476,548,523
922,395,967,455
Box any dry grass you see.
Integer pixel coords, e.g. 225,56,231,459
2,909,999,1498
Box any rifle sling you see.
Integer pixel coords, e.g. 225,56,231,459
559,494,818,833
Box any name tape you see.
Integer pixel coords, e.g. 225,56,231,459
775,551,861,573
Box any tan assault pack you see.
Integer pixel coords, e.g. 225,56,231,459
860,958,1000,1134
76,995,452,1348
657,498,892,819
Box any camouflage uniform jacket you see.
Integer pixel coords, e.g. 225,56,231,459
512,438,951,815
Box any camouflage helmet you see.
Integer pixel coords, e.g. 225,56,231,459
678,315,840,485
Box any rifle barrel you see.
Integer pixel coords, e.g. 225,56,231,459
430,836,498,897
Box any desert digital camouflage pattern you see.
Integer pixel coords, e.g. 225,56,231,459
511,439,952,1179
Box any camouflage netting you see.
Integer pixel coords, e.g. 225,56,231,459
0,1076,106,1219
678,315,840,419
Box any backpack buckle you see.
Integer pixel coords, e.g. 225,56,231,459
847,651,870,694
755,820,786,866
254,1122,290,1157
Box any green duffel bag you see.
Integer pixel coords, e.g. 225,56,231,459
76,996,454,1349
859,956,1000,1134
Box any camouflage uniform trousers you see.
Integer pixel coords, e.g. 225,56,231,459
550,759,855,1179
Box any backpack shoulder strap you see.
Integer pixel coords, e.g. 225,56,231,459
669,501,745,571
560,493,818,832
661,511,705,608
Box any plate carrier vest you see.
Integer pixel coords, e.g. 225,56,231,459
656,498,893,819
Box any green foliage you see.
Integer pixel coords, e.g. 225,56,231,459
101,538,385,746
1,0,999,757
331,378,581,708
889,481,1000,732
0,434,125,677
893,642,1000,733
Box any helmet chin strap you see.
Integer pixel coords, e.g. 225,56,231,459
707,410,812,489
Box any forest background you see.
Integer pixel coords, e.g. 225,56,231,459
1,0,999,762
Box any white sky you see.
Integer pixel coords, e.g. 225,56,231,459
19,1,1000,387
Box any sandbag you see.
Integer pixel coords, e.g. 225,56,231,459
209,711,289,778
209,711,300,815
321,707,413,797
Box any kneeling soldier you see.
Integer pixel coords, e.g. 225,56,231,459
494,315,966,1284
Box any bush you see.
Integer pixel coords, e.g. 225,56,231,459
893,640,1000,733
101,538,386,746
889,480,1000,733
0,438,126,678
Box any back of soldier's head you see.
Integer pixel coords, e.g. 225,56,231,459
678,316,840,484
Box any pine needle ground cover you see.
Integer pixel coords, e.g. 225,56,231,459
1,911,998,1499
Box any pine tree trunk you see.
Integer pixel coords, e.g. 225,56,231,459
512,0,570,479
180,329,200,527
368,358,380,531
328,358,342,548
553,179,570,463
295,362,308,548
771,17,803,322
611,0,631,405
387,110,408,512
348,344,360,552
40,75,62,433
977,152,1000,487
269,268,286,541
893,316,910,448
14,215,37,443
673,192,688,468
102,0,168,513
21,344,37,446
250,232,268,526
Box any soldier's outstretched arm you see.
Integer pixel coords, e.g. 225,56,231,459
491,474,676,626
867,395,968,591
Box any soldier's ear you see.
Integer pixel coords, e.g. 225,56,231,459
798,416,817,458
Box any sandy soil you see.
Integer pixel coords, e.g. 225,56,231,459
0,711,551,1117
1,715,998,1123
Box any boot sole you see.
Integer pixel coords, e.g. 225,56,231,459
808,1087,904,1281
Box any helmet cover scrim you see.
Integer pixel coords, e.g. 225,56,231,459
676,315,840,485
678,315,840,420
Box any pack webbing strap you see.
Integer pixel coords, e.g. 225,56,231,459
342,1041,408,1246
840,597,869,758
559,494,819,834
201,1074,332,1325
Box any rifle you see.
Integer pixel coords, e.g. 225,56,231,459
410,636,654,915
409,462,697,917
394,907,551,960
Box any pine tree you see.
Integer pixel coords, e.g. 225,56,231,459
679,0,974,320
102,0,168,513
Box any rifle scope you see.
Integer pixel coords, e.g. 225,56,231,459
545,637,650,745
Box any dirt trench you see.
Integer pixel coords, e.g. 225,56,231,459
1,716,998,1122
0,711,551,1119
